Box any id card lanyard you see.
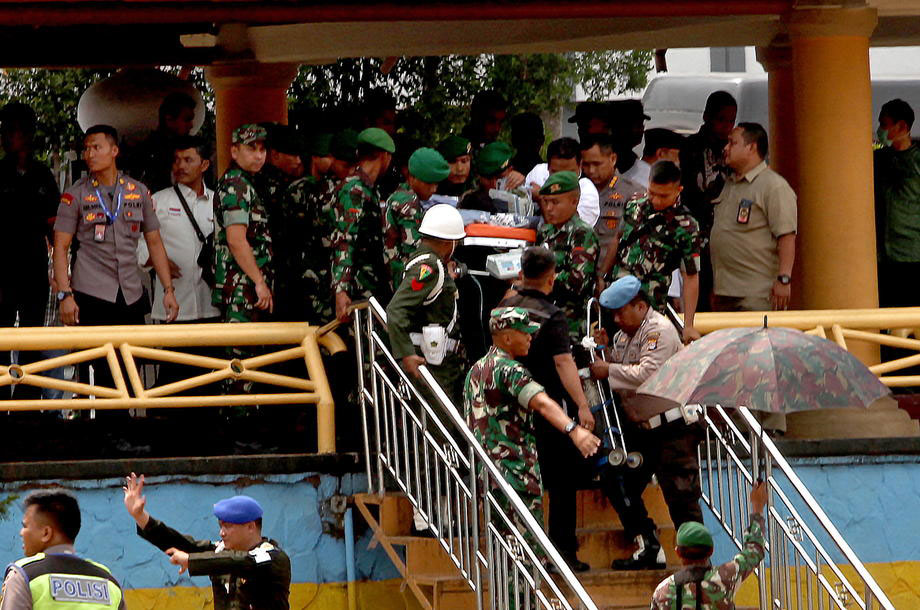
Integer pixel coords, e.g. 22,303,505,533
92,177,124,225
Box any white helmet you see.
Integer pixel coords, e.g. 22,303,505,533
419,204,466,240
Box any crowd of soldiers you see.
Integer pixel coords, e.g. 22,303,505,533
0,86,785,607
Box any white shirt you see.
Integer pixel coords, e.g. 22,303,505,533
623,158,651,189
137,182,220,321
524,162,600,226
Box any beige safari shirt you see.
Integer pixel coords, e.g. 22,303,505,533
607,307,682,394
710,161,797,299
54,172,159,305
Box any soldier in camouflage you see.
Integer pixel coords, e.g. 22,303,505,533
534,171,599,341
212,124,273,395
213,123,273,323
257,124,305,320
612,161,703,343
464,307,600,542
386,204,466,405
383,147,451,289
331,127,395,321
436,135,474,198
283,130,358,324
651,483,767,610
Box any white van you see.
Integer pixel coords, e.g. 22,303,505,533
642,73,920,137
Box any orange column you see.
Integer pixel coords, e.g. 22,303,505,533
205,61,299,173
786,8,878,312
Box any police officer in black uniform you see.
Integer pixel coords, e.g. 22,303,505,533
124,473,291,610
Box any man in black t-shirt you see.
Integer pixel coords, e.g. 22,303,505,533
500,246,595,571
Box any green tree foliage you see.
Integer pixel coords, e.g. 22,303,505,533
0,493,18,521
0,51,652,158
290,51,653,143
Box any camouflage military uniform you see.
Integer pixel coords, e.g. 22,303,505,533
212,166,273,322
536,215,599,340
651,514,766,609
386,244,466,405
383,182,424,289
330,168,391,303
464,345,546,522
612,195,703,312
256,165,296,318
284,175,339,323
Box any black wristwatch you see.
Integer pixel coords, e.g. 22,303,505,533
56,290,73,302
777,274,791,285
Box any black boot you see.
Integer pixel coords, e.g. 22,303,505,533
612,533,666,570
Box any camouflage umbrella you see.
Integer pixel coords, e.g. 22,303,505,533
634,326,890,416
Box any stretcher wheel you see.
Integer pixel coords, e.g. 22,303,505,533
607,448,626,467
626,452,643,469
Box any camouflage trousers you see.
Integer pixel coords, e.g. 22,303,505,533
493,464,547,562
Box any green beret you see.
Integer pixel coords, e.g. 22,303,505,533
438,135,472,161
489,307,540,334
357,127,396,153
676,521,713,548
330,129,358,162
476,142,514,177
539,171,580,196
232,123,267,145
307,132,333,157
408,148,451,184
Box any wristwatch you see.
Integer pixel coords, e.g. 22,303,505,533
564,419,578,435
56,290,73,302
777,274,791,285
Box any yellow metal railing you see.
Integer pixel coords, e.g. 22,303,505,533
0,322,346,453
693,306,920,387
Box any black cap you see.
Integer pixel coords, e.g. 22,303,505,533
567,101,608,124
0,102,36,128
608,99,650,122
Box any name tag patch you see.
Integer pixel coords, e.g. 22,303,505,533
49,575,111,604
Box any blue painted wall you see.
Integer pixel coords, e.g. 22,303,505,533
704,455,920,565
0,473,399,589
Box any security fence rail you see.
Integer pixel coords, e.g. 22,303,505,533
354,297,597,610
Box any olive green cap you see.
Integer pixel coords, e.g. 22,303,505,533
539,171,580,195
476,141,514,177
438,135,472,161
676,521,714,548
330,129,359,162
408,147,451,184
232,123,267,145
489,307,540,334
357,127,396,153
308,132,334,157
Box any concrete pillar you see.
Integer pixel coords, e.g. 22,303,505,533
756,37,796,190
205,61,299,173
785,8,878,313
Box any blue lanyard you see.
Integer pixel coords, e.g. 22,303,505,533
92,178,124,224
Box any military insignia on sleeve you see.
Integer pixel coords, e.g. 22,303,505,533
411,278,425,291
418,264,433,280
61,193,73,206
646,332,660,351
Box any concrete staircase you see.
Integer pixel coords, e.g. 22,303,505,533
354,484,706,610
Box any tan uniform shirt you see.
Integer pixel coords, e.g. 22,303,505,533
710,161,797,299
594,172,645,269
607,307,682,394
54,173,159,305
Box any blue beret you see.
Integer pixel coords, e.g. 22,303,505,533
213,495,263,524
600,275,642,309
